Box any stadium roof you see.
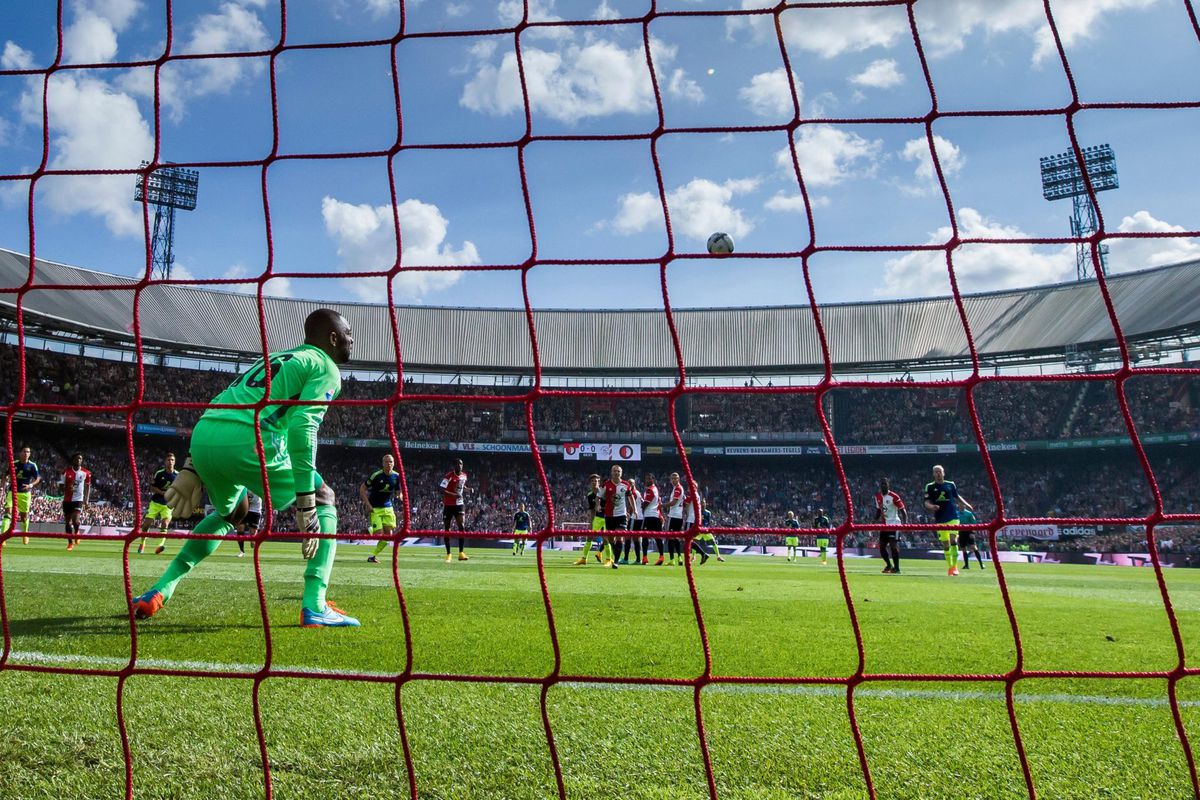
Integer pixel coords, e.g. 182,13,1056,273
2,248,1199,376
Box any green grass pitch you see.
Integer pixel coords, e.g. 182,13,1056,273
2,540,1199,799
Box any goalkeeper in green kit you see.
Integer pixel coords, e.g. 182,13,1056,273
133,309,360,628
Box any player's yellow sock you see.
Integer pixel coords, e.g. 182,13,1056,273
21,517,30,534
372,539,389,557
949,545,959,568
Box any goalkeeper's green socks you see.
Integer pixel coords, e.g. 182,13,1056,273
371,539,389,558
302,505,339,613
950,545,959,569
152,512,232,600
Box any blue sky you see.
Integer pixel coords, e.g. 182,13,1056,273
1,0,1198,313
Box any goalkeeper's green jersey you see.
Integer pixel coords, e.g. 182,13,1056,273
200,344,341,494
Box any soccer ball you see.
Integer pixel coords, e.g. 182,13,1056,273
707,232,734,255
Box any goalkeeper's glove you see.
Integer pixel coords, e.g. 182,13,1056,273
295,492,320,559
164,457,203,519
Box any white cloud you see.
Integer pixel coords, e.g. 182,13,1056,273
764,192,806,213
729,2,907,59
462,39,659,123
222,263,293,298
778,126,883,188
764,192,831,213
168,261,197,281
2,41,35,70
668,68,704,104
20,73,154,236
732,0,1160,63
498,0,560,24
611,192,663,235
497,0,572,39
878,208,1073,298
1107,211,1200,272
182,3,271,93
7,0,271,238
609,178,757,243
592,1,621,20
62,0,141,64
917,0,1161,63
363,0,397,15
116,2,271,121
899,134,965,194
739,69,800,118
64,12,120,63
321,196,480,301
850,58,904,89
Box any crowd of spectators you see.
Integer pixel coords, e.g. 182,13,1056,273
831,375,1199,445
4,345,1197,447
6,430,1200,554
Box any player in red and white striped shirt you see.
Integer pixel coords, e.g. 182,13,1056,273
874,477,907,574
641,474,666,565
596,465,634,569
620,476,646,565
440,459,469,563
664,472,686,566
62,452,92,552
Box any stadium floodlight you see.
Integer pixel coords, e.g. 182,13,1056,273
1039,144,1118,281
133,162,200,281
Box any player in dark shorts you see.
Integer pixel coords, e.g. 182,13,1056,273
512,503,531,556
237,493,263,557
620,476,644,564
814,508,832,566
664,472,687,565
62,452,92,552
958,507,985,570
640,474,666,565
440,459,469,562
874,478,907,574
598,465,634,570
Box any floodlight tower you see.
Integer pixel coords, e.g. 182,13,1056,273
133,162,200,281
1039,144,1119,281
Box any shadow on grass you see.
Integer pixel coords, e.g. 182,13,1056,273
5,614,266,638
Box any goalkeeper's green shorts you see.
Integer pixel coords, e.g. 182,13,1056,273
189,418,315,519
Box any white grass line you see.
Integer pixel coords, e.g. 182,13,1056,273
6,650,1195,708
